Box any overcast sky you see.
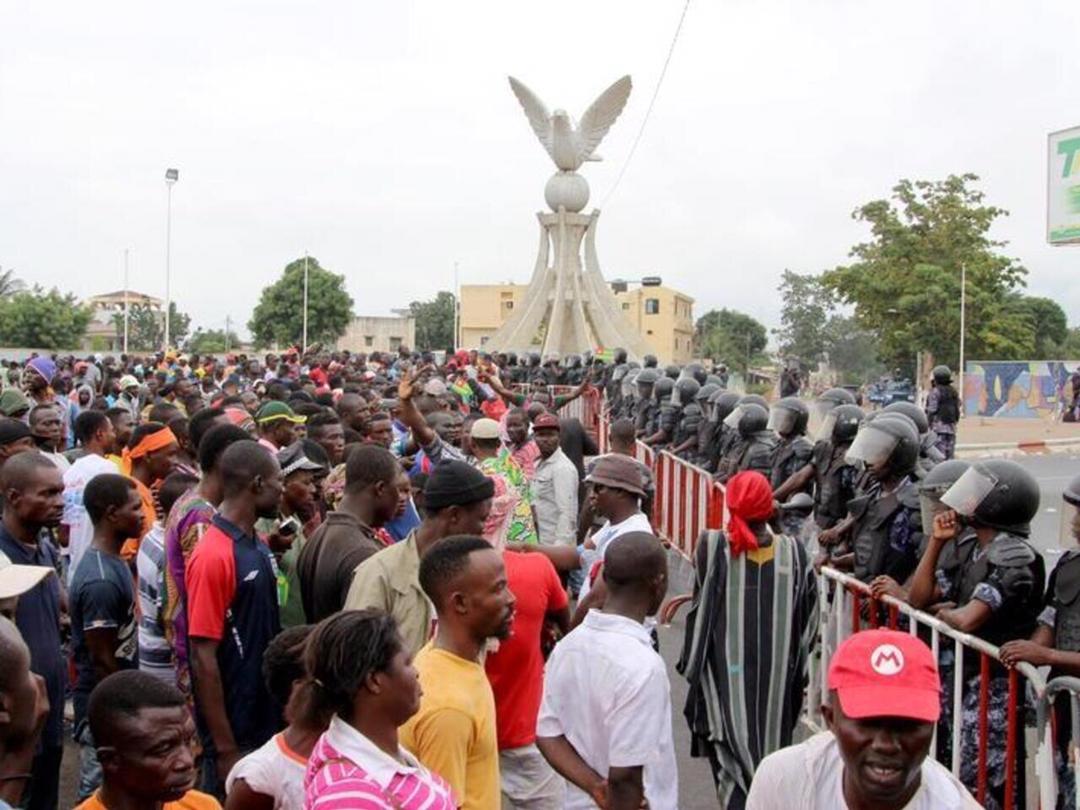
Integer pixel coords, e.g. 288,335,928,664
2,1,1078,341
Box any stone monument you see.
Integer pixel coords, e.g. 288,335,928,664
485,75,652,359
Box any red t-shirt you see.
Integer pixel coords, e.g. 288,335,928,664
485,551,568,749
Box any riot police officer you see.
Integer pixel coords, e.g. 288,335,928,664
663,364,680,381
607,361,630,416
669,378,703,459
689,383,720,464
684,362,707,387
926,364,960,459
767,397,814,533
883,400,944,474
774,403,864,532
701,390,741,473
714,401,776,483
645,376,696,448
642,353,658,369
906,459,1044,806
618,368,641,420
633,368,660,436
644,375,675,439
714,363,729,389
602,348,628,400
564,354,585,386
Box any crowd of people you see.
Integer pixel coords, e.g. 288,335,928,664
0,344,1075,809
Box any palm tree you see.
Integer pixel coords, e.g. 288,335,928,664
0,267,25,298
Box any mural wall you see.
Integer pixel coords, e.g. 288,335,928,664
963,361,1080,418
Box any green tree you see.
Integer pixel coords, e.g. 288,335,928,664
1060,327,1080,358
774,270,834,364
249,257,353,349
695,308,768,373
822,174,1029,376
0,287,92,348
821,315,885,384
0,267,25,298
409,291,455,352
187,327,240,354
113,302,191,351
1008,295,1068,358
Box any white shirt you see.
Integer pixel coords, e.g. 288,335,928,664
530,448,579,546
225,733,307,810
745,731,981,810
62,453,119,581
579,511,653,602
537,610,678,810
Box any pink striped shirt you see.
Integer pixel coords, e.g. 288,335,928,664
304,716,456,810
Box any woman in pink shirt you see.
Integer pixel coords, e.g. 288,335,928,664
303,610,456,810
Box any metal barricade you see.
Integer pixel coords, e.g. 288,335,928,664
1035,675,1080,809
812,566,1052,810
653,451,723,560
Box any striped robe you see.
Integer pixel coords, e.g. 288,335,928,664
678,528,819,809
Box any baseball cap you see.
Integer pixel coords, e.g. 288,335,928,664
255,401,306,425
0,552,54,600
586,455,645,498
532,413,560,431
119,375,140,390
828,629,941,722
470,418,501,441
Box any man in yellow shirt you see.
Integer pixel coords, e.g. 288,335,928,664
76,670,221,810
401,536,516,810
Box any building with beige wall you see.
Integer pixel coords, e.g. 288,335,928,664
459,282,694,364
337,314,416,354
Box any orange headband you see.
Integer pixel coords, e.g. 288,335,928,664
121,427,178,475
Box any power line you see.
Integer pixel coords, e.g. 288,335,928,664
601,0,692,208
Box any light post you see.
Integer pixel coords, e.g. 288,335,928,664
123,249,130,354
453,261,460,352
958,263,966,415
163,168,179,351
302,254,309,354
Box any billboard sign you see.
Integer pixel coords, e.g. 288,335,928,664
1049,126,1080,245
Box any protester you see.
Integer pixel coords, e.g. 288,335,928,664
62,410,121,582
137,472,199,683
678,471,818,808
255,402,305,453
530,413,578,546
401,536,515,810
0,418,35,472
344,460,494,655
186,441,284,795
745,629,978,809
103,408,134,466
304,412,345,467
76,670,219,810
470,418,539,546
122,422,180,560
297,444,399,622
225,625,331,810
0,604,50,810
303,610,456,809
69,473,146,800
28,405,70,471
0,452,66,810
503,407,540,478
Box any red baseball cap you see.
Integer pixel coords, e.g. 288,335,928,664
532,413,560,431
828,629,941,722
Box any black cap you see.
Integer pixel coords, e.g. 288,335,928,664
423,460,495,512
0,418,31,446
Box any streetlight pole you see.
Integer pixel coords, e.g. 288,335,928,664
302,254,309,354
958,262,966,415
163,168,179,351
123,249,130,355
453,260,460,351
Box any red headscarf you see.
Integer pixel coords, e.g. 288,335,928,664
724,471,776,555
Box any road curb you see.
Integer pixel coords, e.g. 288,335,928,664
956,437,1080,458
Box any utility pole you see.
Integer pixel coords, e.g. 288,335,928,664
163,168,179,351
958,262,966,415
123,249,130,355
225,315,232,353
302,253,309,354
453,261,460,351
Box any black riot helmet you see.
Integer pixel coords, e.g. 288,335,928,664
685,363,707,386
845,412,919,478
819,387,856,407
933,365,953,385
709,390,741,424
768,397,809,437
507,352,519,365
1061,473,1080,545
567,354,582,369
739,393,769,409
883,401,930,435
705,374,724,387
941,459,1040,537
918,459,971,536
628,360,641,370
636,367,660,389
613,348,628,365
830,404,865,444
672,377,700,407
653,376,675,402
528,352,541,368
664,364,680,380
695,383,720,403
733,403,769,438
643,354,658,368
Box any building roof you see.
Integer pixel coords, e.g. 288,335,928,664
87,290,163,307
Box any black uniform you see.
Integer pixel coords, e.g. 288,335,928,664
847,477,923,584
810,440,857,530
770,435,814,534
715,432,776,483
672,403,703,461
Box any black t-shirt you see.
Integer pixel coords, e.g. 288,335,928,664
297,511,384,622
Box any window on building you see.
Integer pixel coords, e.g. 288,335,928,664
504,301,514,310
364,335,374,347
674,338,679,350
645,298,660,315
480,336,489,345
622,303,630,310
389,337,402,351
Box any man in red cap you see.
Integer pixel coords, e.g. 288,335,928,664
746,629,978,809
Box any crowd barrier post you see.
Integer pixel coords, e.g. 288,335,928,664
1035,674,1080,809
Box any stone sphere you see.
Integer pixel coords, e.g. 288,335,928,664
545,171,590,213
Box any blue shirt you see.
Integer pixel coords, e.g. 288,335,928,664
0,525,65,747
69,547,138,727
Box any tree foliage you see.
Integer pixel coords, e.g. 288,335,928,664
0,267,25,298
694,308,768,373
0,287,92,348
822,174,1030,375
113,302,190,352
187,327,240,354
249,257,353,349
409,291,455,352
1008,295,1068,359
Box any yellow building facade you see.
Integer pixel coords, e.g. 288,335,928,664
459,283,694,364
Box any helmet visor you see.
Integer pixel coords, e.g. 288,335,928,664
919,493,947,537
724,405,745,429
940,466,999,517
621,373,638,398
844,426,900,467
767,407,797,435
1061,500,1080,547
809,400,837,440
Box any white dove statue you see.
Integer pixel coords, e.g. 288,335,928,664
508,75,632,173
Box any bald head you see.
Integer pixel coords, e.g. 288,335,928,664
603,531,667,597
219,440,281,497
0,615,29,692
0,450,57,492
